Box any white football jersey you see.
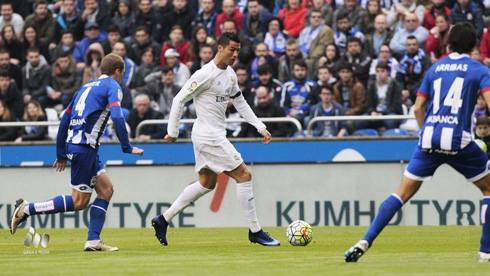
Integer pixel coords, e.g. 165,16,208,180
168,60,266,139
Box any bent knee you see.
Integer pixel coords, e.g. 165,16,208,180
98,187,114,201
240,168,252,182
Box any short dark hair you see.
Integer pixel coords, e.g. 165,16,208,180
27,47,40,54
0,70,11,78
476,115,490,126
58,51,71,59
135,25,149,34
100,53,125,75
106,24,120,34
406,35,417,42
267,17,284,32
318,65,330,72
347,37,362,47
336,12,350,22
376,62,390,72
310,8,322,15
217,32,240,48
449,22,477,54
338,61,353,72
0,49,10,56
293,59,307,70
161,65,173,74
321,84,334,94
200,44,214,52
170,25,183,34
258,64,272,75
60,29,74,38
0,2,12,9
233,63,247,72
223,18,237,29
247,0,260,4
36,0,48,7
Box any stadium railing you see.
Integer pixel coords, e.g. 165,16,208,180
134,117,304,137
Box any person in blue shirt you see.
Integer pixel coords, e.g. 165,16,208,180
344,23,490,263
9,54,144,252
73,22,108,64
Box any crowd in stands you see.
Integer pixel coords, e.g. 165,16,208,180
1,0,490,141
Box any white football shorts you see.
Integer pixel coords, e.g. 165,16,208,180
192,136,243,174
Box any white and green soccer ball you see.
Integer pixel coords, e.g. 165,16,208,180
475,139,487,152
286,220,313,246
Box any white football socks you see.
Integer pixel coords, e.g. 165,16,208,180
163,181,212,222
236,181,261,233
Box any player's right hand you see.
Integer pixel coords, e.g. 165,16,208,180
53,159,67,172
164,135,177,143
132,147,144,156
260,129,272,145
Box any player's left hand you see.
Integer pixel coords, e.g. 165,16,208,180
53,159,67,172
164,135,177,143
260,129,272,145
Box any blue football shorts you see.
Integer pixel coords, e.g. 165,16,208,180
67,144,106,193
404,141,490,182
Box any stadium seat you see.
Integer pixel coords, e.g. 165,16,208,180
382,128,409,136
352,129,379,136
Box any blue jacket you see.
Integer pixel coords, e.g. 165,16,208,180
280,78,317,116
73,32,108,63
306,101,347,137
242,8,273,40
122,56,137,88
449,1,484,39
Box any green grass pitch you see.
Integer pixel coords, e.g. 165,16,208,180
1,226,489,275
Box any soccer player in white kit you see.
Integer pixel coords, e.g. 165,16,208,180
151,32,280,246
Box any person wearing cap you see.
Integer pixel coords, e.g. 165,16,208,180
73,22,108,65
81,0,112,32
333,61,366,116
145,48,190,88
160,25,189,67
355,62,403,130
24,0,56,45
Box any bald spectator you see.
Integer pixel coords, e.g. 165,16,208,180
215,0,244,38
364,14,393,58
24,0,56,45
389,13,429,58
386,0,426,30
0,2,24,39
333,0,365,31
128,94,166,140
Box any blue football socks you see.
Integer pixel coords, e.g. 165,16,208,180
87,198,109,241
28,195,74,215
362,194,404,246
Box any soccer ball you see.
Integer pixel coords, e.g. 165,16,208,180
286,220,313,246
475,139,487,152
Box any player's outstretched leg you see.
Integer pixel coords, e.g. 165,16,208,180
152,176,214,246
344,177,422,262
10,195,75,234
84,173,118,252
473,175,490,262
227,163,280,246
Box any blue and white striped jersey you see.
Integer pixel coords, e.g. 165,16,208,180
65,75,126,150
417,53,490,151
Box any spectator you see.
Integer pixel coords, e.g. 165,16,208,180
345,37,372,88
280,59,316,121
249,42,279,81
128,93,166,140
160,25,190,67
449,0,484,39
130,0,163,43
15,100,47,142
299,8,334,62
216,0,244,38
112,42,137,88
306,84,347,137
362,0,384,35
239,86,288,137
333,0,366,31
369,44,399,79
254,17,288,60
73,22,107,64
480,28,490,66
309,65,337,105
24,0,56,46
278,0,308,38
112,0,133,39
0,71,23,119
190,44,214,74
81,0,112,32
22,25,50,64
147,49,190,88
250,64,283,105
334,12,365,56
82,43,104,85
144,66,180,116
242,0,273,40
278,38,305,83
192,0,218,37
102,25,121,56
364,14,393,58
389,13,429,58
161,0,196,41
475,115,490,157
426,14,451,63
333,61,366,115
222,19,253,64
235,63,254,104
356,62,403,130
1,24,23,66
0,99,18,141
129,26,161,66
131,48,160,93
187,26,217,67
305,0,334,27
55,0,84,42
386,0,426,30
423,0,452,30
471,47,481,61
51,30,76,64
21,47,51,106
475,94,489,118
47,52,81,109
396,36,431,105
0,2,23,39
317,43,343,78
0,50,22,90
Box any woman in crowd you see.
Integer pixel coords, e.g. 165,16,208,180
278,0,308,38
82,43,104,85
15,100,47,142
1,25,23,65
0,100,18,141
22,25,50,63
112,0,133,39
187,26,216,67
255,17,288,60
426,14,451,63
316,43,343,77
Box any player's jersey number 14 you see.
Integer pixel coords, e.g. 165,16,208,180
432,77,463,115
